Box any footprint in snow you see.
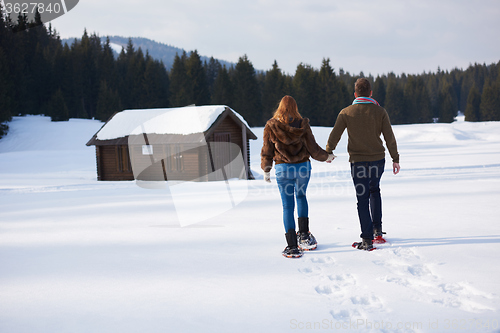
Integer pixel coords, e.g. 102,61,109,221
434,282,495,313
376,247,494,313
310,256,335,264
298,256,335,275
299,254,386,318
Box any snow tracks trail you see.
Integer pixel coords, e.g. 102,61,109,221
296,243,496,333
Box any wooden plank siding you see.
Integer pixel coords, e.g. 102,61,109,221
128,144,202,181
97,146,134,181
206,115,248,180
207,115,243,151
90,108,256,181
246,138,254,179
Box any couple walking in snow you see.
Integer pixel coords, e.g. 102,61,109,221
261,78,400,258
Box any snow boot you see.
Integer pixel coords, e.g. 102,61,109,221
282,229,303,258
297,217,317,251
298,217,310,233
356,238,374,251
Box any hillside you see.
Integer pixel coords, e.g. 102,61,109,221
62,36,235,70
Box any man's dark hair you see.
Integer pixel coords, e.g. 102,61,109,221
355,78,371,97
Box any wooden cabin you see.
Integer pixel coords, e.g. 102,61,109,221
86,106,257,182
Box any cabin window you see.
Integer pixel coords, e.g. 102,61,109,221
142,145,153,155
117,145,131,172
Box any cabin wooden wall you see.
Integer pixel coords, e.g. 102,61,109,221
96,146,134,181
95,114,253,181
129,144,201,181
205,114,250,179
207,116,243,151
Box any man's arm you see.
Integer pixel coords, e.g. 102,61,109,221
381,111,399,164
326,112,347,154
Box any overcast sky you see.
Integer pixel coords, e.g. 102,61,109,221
51,0,500,76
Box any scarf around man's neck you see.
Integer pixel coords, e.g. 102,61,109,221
352,96,380,106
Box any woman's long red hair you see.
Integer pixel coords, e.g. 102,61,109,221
272,95,302,123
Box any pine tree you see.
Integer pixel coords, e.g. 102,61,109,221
48,88,69,121
293,63,318,124
335,76,351,115
100,37,116,90
403,76,431,124
205,57,221,99
71,30,92,118
438,80,457,123
232,55,262,126
480,79,500,121
0,4,13,137
0,47,13,137
261,60,285,122
464,85,481,122
403,76,418,124
211,65,234,106
373,76,386,107
129,47,147,108
96,80,121,121
13,13,28,32
0,1,7,43
56,42,77,118
385,77,406,124
169,52,190,107
186,50,210,105
126,38,134,59
143,56,169,108
417,82,432,123
317,58,339,125
425,73,440,120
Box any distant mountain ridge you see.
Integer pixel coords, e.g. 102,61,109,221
61,36,235,70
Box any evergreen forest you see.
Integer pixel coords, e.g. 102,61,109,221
1,8,500,139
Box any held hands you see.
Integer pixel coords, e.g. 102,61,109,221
264,171,271,183
326,153,336,163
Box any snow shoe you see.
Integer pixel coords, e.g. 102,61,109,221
373,235,387,244
283,229,303,258
297,231,317,251
352,238,375,251
297,217,317,250
282,246,303,258
373,229,387,244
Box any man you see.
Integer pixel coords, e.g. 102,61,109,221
326,78,400,251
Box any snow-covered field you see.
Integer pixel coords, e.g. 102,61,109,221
1,115,499,333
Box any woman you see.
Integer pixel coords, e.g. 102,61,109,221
261,96,334,258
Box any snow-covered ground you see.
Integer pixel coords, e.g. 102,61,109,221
0,115,499,333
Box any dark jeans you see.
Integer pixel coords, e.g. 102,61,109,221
351,159,385,240
275,161,311,233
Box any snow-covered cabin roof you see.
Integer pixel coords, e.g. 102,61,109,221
87,105,256,146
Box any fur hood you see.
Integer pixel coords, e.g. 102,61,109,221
261,118,328,172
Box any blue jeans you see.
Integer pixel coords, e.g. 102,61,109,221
351,159,385,240
275,161,311,233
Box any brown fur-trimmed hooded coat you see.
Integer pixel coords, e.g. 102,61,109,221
261,117,329,172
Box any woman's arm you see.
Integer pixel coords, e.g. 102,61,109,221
260,123,275,172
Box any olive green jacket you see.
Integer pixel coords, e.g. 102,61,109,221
326,103,399,163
